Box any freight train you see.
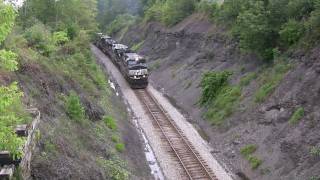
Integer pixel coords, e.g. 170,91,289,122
94,33,148,89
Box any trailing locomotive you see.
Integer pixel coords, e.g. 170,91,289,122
94,34,148,89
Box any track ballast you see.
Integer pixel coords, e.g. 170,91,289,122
135,89,218,180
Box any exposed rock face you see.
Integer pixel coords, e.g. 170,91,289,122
118,13,320,180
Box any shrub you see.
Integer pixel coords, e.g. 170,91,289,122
279,19,304,46
199,71,232,105
111,135,120,143
115,143,125,153
107,14,137,35
131,41,144,51
52,31,69,45
240,144,262,169
24,23,55,56
205,86,241,125
65,92,85,122
103,116,117,130
97,157,129,180
248,156,262,169
289,107,304,124
240,144,257,157
240,72,257,87
162,0,196,26
310,146,320,156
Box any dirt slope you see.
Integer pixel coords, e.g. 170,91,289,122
118,13,320,180
13,50,151,179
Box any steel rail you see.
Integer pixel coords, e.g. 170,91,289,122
136,89,216,180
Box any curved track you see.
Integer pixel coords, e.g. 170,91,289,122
135,89,218,180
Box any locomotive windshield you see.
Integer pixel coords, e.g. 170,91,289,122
127,60,137,65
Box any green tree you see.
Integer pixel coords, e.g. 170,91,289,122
0,1,25,159
279,19,304,46
65,92,85,122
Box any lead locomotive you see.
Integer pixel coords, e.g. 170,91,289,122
95,33,148,89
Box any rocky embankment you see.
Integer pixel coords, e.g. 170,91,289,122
118,13,320,180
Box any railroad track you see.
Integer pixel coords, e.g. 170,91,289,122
135,89,217,180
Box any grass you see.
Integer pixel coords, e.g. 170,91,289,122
103,116,117,130
310,146,320,156
240,144,257,157
115,143,125,153
111,135,120,143
248,156,262,169
150,60,161,71
254,62,291,103
289,107,304,124
205,86,241,125
240,72,257,87
240,144,262,169
131,40,144,51
97,156,129,180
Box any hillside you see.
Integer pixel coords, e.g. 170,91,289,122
0,1,151,179
117,12,320,180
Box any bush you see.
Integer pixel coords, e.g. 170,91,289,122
115,143,125,153
240,144,262,169
52,31,69,45
24,23,55,56
240,144,257,157
205,86,241,125
196,0,218,15
248,156,262,169
65,92,85,122
199,71,232,105
279,19,304,46
107,14,137,35
240,72,257,87
103,116,117,130
289,107,304,124
144,0,195,26
97,157,129,180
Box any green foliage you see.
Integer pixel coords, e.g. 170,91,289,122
205,86,241,125
103,116,117,130
65,92,85,123
107,14,137,34
24,23,55,56
248,156,262,169
199,71,232,105
115,143,125,153
279,19,304,46
0,50,18,71
255,62,291,103
97,156,129,180
131,41,144,51
144,0,196,26
240,72,257,87
196,0,218,15
310,146,320,156
52,31,69,45
240,144,257,157
111,135,120,143
0,127,24,159
289,107,304,124
240,144,261,169
0,2,16,43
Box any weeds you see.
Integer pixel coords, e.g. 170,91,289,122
240,144,262,169
240,72,257,87
240,144,257,156
310,146,320,156
115,143,125,153
65,92,85,123
255,62,291,103
289,107,304,124
131,41,144,51
97,156,129,180
103,116,117,130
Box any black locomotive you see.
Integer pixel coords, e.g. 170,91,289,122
94,33,148,89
